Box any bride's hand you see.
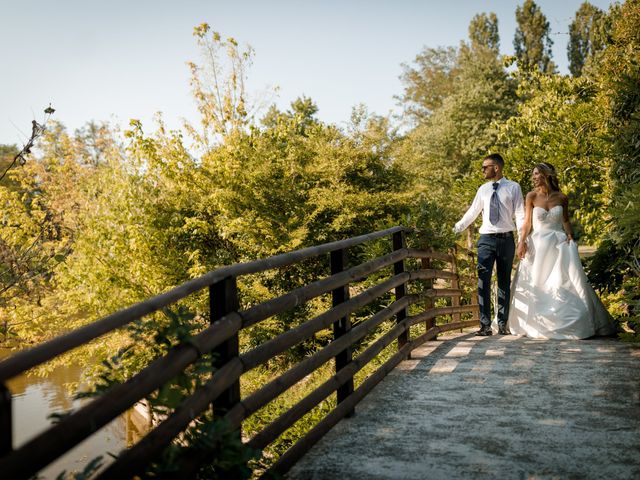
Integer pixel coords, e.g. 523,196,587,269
517,241,527,259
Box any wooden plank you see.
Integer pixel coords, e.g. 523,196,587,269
240,272,411,371
247,317,409,451
97,358,244,480
419,288,464,298
410,269,458,281
0,223,480,479
239,248,409,329
465,229,480,322
224,297,410,430
0,226,407,382
0,312,243,480
410,319,478,349
406,248,454,262
406,305,479,328
147,301,412,478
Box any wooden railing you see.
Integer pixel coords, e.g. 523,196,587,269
0,226,478,479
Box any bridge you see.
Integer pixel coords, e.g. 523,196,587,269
0,226,638,479
288,332,640,479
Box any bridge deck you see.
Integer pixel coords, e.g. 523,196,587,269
287,331,640,479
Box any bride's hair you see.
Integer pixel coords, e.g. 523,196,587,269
534,162,560,192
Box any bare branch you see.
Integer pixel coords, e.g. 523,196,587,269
0,104,55,183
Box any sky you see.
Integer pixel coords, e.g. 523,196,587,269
0,0,616,146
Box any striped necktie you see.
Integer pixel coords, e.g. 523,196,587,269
490,182,500,225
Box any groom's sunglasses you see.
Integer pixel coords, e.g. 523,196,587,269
481,164,497,170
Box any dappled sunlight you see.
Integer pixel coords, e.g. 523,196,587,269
395,359,422,372
595,346,616,353
561,347,583,353
429,358,460,373
445,345,472,357
410,344,441,359
467,336,487,342
539,418,568,427
485,349,504,357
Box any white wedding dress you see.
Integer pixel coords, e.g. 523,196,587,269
507,205,615,339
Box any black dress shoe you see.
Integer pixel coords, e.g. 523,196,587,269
475,325,493,336
498,324,511,335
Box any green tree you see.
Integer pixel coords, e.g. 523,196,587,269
396,46,459,122
496,66,609,243
468,12,500,53
397,14,517,217
186,23,259,145
568,2,606,77
0,123,106,342
514,0,556,73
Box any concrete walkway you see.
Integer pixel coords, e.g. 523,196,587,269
287,331,640,479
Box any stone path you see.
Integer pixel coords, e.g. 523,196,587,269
287,331,640,479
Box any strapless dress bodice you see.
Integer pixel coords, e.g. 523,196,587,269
532,205,564,232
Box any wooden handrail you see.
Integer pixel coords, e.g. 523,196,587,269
0,226,408,382
0,225,480,479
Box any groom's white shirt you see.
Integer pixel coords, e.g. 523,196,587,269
454,177,525,236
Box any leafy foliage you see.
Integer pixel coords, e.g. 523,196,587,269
4,2,640,477
496,65,610,242
568,1,607,77
514,0,556,73
590,0,640,335
397,13,517,226
396,46,459,123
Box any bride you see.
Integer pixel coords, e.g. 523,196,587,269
507,162,615,339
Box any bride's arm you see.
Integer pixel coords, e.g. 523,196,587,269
561,195,574,242
517,192,534,259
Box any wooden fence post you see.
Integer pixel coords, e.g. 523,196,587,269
451,246,461,331
0,383,11,456
331,248,354,418
210,277,241,427
393,231,409,358
421,254,435,336
467,227,480,322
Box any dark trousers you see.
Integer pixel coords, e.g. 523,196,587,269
477,233,515,327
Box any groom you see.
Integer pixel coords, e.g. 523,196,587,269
453,153,525,335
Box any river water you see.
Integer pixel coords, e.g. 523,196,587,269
1,349,147,478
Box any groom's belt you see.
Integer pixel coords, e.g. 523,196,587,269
482,231,514,238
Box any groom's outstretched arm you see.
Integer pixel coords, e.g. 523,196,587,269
453,189,482,234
